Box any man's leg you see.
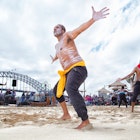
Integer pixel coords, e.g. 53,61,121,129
65,66,92,129
131,102,135,112
118,95,122,107
53,82,71,120
131,83,140,112
123,96,128,108
59,101,71,120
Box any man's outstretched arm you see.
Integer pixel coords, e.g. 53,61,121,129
67,6,109,39
117,67,136,81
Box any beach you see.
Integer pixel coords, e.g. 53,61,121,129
0,105,140,140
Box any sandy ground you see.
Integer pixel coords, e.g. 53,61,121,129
0,105,140,140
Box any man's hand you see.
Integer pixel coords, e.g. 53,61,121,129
92,6,109,21
50,55,58,64
50,55,54,64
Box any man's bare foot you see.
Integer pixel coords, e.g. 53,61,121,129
60,114,71,120
75,119,93,130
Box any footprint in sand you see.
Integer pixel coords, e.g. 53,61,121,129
115,128,125,131
103,127,112,129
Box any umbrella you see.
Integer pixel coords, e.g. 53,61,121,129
108,81,126,91
98,87,110,94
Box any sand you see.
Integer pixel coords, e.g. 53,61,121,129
0,105,140,140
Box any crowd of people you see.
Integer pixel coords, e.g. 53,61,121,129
0,89,16,105
84,89,139,107
0,90,55,106
0,87,139,107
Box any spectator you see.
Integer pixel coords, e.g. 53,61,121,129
117,86,128,108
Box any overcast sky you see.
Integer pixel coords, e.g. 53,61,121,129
0,0,140,95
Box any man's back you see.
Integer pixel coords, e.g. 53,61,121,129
135,66,140,81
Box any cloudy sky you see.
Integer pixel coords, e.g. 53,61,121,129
0,0,140,95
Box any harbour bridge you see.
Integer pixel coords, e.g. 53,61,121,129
0,71,51,94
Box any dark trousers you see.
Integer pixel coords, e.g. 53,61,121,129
53,66,88,121
118,94,127,107
132,81,140,102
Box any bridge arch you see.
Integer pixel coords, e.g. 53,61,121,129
0,71,50,93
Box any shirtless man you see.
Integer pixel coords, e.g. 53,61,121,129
118,63,140,112
50,6,109,129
